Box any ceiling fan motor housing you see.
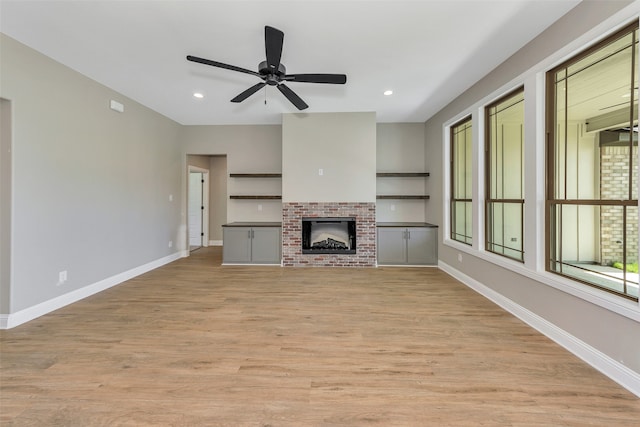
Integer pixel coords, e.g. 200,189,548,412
259,61,286,85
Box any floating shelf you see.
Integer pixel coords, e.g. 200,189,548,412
230,195,282,200
376,195,430,200
376,172,430,177
229,173,282,178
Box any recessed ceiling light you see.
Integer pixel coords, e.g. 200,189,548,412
193,92,204,99
384,90,393,96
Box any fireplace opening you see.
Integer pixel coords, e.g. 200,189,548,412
302,217,356,254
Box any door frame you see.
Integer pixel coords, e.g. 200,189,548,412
187,165,209,252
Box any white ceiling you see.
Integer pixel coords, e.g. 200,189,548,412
0,0,581,125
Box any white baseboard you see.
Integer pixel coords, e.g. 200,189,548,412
209,240,223,246
438,260,640,398
0,251,183,329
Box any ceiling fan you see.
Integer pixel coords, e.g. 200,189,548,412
187,26,347,110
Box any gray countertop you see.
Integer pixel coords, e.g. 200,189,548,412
222,222,282,227
376,222,438,228
222,222,437,228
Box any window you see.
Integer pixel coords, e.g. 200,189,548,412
450,117,473,245
486,88,525,262
546,23,638,300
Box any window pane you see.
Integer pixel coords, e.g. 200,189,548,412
487,202,523,261
550,203,637,299
451,117,473,245
625,205,639,298
452,200,472,245
487,91,524,200
452,120,472,199
553,73,567,200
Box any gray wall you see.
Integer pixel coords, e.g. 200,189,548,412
425,0,640,376
282,112,377,203
376,123,428,222
181,124,282,224
0,34,183,313
0,98,11,313
208,155,227,242
181,122,426,227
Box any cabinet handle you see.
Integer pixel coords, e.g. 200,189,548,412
407,230,411,240
248,230,252,239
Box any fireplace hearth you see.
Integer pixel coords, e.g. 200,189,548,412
302,217,356,254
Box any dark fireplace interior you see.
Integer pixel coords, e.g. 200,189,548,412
302,217,356,254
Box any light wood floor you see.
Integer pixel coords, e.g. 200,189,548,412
1,247,639,426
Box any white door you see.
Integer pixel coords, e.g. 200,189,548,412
188,172,203,249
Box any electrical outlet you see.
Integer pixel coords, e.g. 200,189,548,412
58,271,67,285
168,241,173,248
390,204,396,211
458,253,463,263
318,168,324,176
258,204,263,211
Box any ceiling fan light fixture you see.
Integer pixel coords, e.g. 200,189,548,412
193,92,204,99
384,90,393,96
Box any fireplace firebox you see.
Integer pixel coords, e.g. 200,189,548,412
302,217,356,254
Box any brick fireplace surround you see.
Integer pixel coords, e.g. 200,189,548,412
282,202,376,267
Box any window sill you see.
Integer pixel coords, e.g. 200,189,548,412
443,238,640,323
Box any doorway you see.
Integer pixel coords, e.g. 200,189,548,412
188,166,209,252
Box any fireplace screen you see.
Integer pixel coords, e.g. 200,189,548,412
302,217,356,254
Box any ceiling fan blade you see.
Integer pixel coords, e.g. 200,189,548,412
186,55,261,77
231,82,267,103
283,74,347,84
265,26,284,71
277,84,309,110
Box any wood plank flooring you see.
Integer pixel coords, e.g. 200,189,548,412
1,246,639,426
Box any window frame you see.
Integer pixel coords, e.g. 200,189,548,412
450,115,473,246
545,21,638,301
484,86,526,262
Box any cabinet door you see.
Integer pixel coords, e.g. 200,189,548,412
377,228,407,265
223,227,252,263
406,227,437,265
251,227,281,264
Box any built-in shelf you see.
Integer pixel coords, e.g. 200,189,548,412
376,195,430,200
229,173,282,200
229,173,282,178
376,172,430,177
229,195,282,200
376,171,430,200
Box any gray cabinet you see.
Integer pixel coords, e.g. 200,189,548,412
377,225,437,265
223,225,281,264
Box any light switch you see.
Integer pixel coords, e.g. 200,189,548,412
318,168,324,176
110,100,124,113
